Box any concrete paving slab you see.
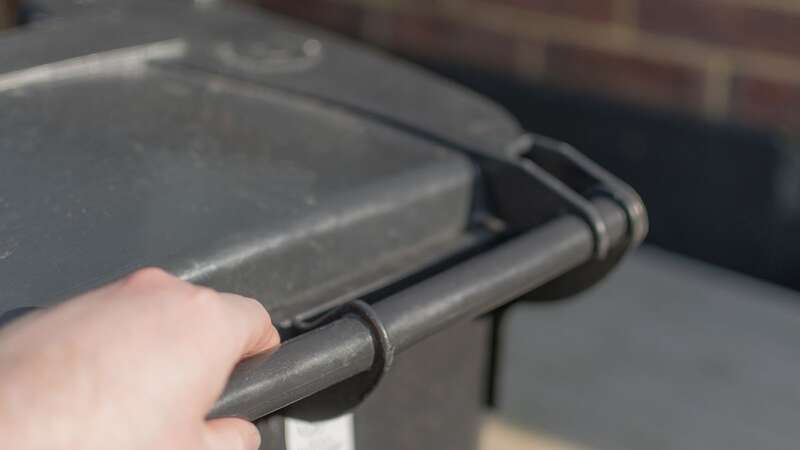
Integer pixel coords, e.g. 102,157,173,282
497,246,800,450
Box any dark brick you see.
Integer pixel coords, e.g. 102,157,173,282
731,75,800,130
496,0,615,21
1,0,17,29
380,12,519,71
640,0,800,57
545,43,708,113
254,0,365,37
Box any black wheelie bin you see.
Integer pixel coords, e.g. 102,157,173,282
0,1,647,449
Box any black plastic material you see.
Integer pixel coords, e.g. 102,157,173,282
206,110,645,420
511,133,648,299
283,300,394,420
257,319,490,450
515,133,648,253
0,124,644,423
0,0,647,432
209,197,631,421
0,0,503,321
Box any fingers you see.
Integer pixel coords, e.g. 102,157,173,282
215,292,281,360
72,268,281,409
204,418,261,450
109,267,281,362
0,267,276,450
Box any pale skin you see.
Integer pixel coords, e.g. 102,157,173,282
0,267,280,450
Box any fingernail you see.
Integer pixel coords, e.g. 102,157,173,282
244,423,262,450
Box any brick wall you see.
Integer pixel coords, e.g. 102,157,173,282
256,0,800,133
0,0,17,29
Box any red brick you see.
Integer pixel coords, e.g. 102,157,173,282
640,0,800,57
379,13,519,71
545,43,707,113
731,76,800,130
1,0,17,29
254,0,365,37
496,0,615,21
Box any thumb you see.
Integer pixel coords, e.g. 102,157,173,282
204,417,262,450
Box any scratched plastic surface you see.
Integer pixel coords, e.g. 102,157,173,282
0,41,474,320
0,0,529,319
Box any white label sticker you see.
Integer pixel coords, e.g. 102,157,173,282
285,413,355,450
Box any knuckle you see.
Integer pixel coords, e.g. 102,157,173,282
239,296,274,330
186,286,224,314
245,296,270,320
159,286,224,332
181,286,228,323
122,267,175,289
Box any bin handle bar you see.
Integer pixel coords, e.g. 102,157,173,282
209,197,628,421
0,197,631,421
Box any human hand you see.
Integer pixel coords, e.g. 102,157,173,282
0,268,280,450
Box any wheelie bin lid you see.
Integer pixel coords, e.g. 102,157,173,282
0,0,526,321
